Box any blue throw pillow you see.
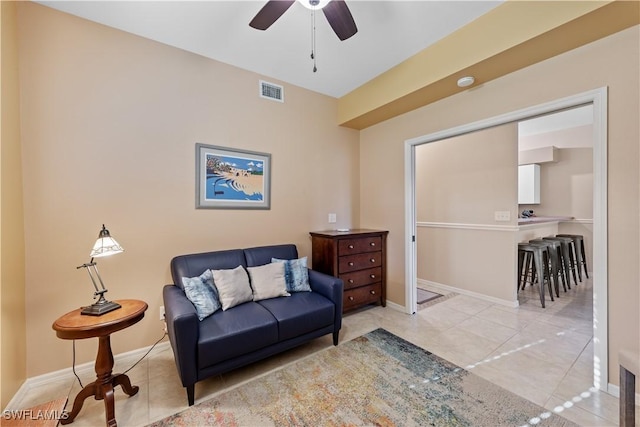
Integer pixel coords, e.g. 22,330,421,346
181,269,221,320
271,257,311,292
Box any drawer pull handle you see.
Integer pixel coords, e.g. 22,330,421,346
370,290,376,295
370,242,376,246
348,279,354,284
348,262,354,266
348,245,354,249
349,296,354,301
370,258,376,263
370,274,376,279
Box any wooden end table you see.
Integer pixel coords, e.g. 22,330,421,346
52,299,148,427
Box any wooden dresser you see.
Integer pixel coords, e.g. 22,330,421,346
310,229,388,313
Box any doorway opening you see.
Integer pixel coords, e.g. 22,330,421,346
403,88,608,391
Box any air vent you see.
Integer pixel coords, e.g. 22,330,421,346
259,80,284,102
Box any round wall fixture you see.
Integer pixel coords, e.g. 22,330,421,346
457,76,475,88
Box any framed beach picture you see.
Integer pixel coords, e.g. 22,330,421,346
195,143,271,209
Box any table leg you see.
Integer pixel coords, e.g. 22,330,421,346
113,373,139,396
61,335,139,427
61,382,95,424
103,384,116,427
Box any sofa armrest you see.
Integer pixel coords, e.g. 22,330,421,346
308,269,343,330
163,285,200,387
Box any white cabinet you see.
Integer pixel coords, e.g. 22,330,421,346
518,164,540,204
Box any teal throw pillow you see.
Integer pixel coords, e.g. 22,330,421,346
181,269,221,320
271,257,311,292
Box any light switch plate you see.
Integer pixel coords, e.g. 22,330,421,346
494,211,511,221
328,213,337,223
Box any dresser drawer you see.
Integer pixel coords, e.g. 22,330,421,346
338,237,382,256
338,252,382,273
341,267,382,290
344,283,382,311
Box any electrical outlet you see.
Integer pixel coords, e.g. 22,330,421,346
328,213,337,223
494,211,511,221
159,305,165,321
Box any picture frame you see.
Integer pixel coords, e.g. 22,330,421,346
195,143,271,209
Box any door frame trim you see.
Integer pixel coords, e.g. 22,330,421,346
404,87,608,391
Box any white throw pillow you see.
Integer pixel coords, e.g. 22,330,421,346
211,265,253,311
247,262,290,301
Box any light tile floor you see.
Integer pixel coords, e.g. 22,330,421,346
11,277,639,426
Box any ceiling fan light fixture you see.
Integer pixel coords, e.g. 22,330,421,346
297,0,331,10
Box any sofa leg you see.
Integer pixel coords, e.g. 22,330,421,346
187,384,195,406
333,331,339,346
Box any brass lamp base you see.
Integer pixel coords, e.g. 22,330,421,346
81,300,121,316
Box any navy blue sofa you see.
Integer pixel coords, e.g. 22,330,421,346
163,244,343,406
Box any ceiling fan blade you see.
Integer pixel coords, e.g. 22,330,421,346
249,0,296,30
322,0,358,41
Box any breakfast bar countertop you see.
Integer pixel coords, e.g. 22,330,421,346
517,216,573,225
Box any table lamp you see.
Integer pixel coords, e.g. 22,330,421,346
77,224,124,315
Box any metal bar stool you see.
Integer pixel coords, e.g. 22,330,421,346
517,245,530,290
518,243,553,308
518,245,546,293
543,236,578,288
557,234,589,280
528,240,558,299
518,247,537,291
530,238,566,294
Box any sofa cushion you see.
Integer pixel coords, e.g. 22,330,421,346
257,292,335,341
181,269,221,320
245,244,298,267
271,257,311,292
247,262,290,301
197,302,278,369
171,249,246,291
212,266,253,311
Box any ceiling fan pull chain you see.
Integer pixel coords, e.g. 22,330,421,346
310,10,314,60
311,9,317,72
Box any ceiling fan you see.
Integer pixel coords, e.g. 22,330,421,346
249,0,358,41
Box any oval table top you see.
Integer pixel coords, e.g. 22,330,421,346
52,299,147,340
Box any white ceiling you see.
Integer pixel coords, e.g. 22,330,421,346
37,0,503,98
519,105,594,137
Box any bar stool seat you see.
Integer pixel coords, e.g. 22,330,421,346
557,234,589,280
518,242,553,308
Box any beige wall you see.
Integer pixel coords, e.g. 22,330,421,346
1,1,27,409
360,25,639,386
519,148,593,219
415,124,518,302
519,123,594,220
16,2,359,377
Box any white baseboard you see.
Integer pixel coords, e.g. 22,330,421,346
4,340,171,411
384,299,405,313
418,279,519,308
608,382,640,406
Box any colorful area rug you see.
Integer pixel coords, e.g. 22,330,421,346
149,329,577,426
